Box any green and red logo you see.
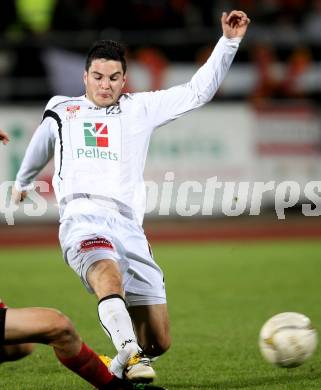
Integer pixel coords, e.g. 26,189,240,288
83,122,108,147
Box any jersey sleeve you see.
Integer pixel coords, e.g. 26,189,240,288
141,36,241,129
15,117,56,191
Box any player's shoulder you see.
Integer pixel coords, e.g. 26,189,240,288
120,91,151,106
120,92,137,101
45,95,84,111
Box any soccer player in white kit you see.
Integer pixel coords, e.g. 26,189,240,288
13,10,250,384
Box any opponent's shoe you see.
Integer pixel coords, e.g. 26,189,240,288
128,384,167,390
124,352,156,383
99,378,167,390
98,357,164,390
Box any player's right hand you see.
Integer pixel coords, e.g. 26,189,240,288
0,129,9,145
221,10,250,39
12,186,28,204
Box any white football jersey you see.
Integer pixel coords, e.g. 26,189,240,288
16,36,241,225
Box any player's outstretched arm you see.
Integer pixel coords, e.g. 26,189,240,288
13,115,56,204
0,129,9,145
142,9,250,129
221,10,250,39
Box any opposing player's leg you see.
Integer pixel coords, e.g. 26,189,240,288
2,307,117,388
0,300,34,363
0,306,34,363
87,259,156,382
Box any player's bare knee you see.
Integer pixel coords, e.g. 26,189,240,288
87,260,123,298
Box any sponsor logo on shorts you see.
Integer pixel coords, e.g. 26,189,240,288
80,237,114,252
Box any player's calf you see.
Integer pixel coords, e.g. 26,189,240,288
141,336,171,359
0,343,34,363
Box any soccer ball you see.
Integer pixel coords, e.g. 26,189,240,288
259,312,318,368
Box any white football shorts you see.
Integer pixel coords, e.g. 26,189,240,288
59,212,166,307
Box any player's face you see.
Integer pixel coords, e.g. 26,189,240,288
84,59,126,107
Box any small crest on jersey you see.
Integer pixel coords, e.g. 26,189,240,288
66,105,80,119
79,237,114,252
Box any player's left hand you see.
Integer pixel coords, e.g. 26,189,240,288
222,10,250,39
0,129,10,145
12,186,28,204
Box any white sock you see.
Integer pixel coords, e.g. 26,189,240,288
98,295,140,353
110,348,132,378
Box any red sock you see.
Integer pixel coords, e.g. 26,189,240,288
56,342,115,388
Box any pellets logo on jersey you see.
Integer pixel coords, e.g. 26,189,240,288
79,237,114,252
83,122,109,147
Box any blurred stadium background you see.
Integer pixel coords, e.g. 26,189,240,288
0,0,320,242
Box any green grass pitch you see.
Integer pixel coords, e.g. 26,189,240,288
1,241,321,389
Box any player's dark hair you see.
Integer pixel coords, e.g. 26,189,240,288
85,40,127,74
